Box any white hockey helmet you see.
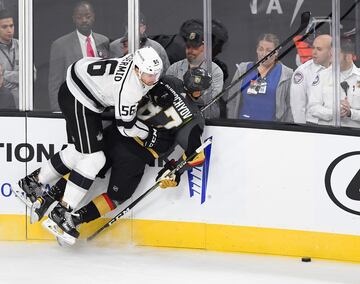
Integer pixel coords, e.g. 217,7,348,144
133,46,163,76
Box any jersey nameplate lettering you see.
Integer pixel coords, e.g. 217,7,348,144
114,55,133,82
163,83,192,120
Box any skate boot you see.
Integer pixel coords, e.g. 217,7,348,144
30,184,64,224
42,203,84,245
15,168,43,207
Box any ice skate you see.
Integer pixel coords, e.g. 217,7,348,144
30,194,58,224
14,168,43,208
30,183,64,224
42,203,82,245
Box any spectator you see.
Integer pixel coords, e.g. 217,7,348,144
166,28,223,119
290,34,332,124
48,1,109,111
226,33,293,122
109,13,170,73
0,63,15,109
308,40,360,128
178,19,229,118
0,9,19,107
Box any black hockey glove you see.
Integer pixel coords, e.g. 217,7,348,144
147,81,174,108
156,159,181,189
143,127,173,153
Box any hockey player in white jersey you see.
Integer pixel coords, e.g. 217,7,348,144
30,67,212,245
14,46,163,239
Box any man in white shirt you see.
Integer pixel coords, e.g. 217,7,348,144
290,34,332,123
308,40,360,127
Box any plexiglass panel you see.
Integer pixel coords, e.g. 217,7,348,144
33,0,127,111
0,0,19,111
214,0,333,123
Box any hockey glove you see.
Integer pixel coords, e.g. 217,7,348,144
143,127,173,153
143,127,158,148
156,159,181,189
147,81,174,108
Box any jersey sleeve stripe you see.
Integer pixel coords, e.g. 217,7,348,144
116,118,137,129
117,61,134,116
134,120,149,132
70,62,105,109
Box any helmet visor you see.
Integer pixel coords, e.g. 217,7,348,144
140,71,161,86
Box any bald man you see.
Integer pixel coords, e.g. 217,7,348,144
308,40,360,127
290,34,332,124
48,1,109,111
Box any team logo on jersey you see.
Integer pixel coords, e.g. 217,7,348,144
187,137,212,204
293,71,303,84
312,75,320,86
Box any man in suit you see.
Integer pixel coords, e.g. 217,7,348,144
48,1,109,111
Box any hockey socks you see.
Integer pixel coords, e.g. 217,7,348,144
38,144,82,185
62,151,106,210
79,193,116,223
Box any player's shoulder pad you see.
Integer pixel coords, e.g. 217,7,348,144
160,75,184,92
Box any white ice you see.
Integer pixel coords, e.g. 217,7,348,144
1,241,359,284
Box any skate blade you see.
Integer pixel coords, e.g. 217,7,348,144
30,200,58,224
56,236,72,247
42,218,76,246
29,201,41,224
12,185,33,208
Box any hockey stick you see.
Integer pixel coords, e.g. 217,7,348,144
200,11,311,114
220,4,360,108
278,0,360,61
87,137,212,241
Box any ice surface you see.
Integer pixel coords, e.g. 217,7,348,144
0,241,359,284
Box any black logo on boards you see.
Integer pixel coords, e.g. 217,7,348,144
325,151,360,216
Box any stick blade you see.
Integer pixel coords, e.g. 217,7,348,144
300,11,311,30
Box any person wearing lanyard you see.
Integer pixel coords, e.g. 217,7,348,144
226,33,293,122
0,9,19,108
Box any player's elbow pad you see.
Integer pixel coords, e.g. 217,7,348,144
117,126,138,137
116,118,138,137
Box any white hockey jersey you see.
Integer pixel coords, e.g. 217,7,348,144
66,54,152,139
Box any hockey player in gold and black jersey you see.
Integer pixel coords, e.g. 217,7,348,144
30,67,212,243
